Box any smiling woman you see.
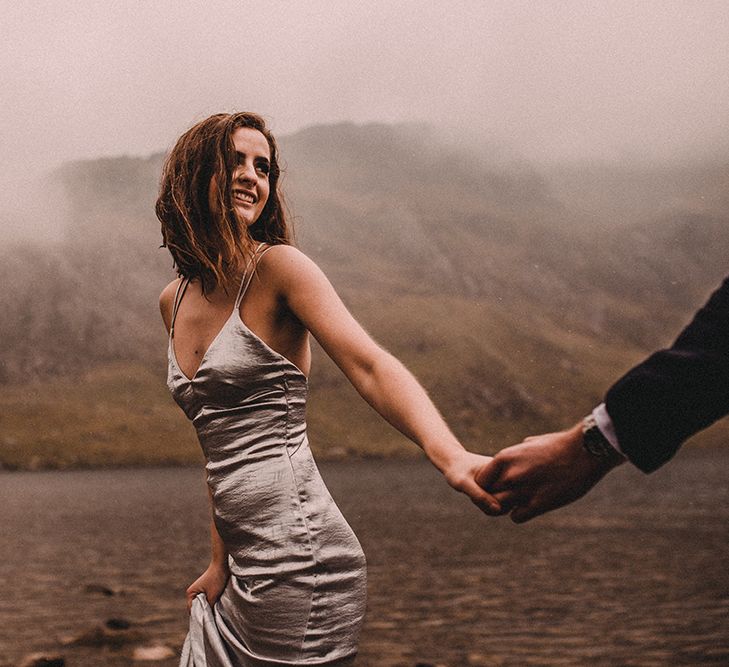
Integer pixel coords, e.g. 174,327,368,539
209,127,271,230
155,112,499,667
157,112,289,296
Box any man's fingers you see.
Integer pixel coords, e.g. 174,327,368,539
510,502,545,524
474,456,506,490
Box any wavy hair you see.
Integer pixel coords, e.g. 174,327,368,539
156,112,290,294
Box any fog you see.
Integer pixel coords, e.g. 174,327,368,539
2,0,729,242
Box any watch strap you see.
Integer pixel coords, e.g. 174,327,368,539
582,415,626,466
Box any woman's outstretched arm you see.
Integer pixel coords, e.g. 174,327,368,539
261,246,501,515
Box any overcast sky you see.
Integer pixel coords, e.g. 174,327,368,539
2,0,729,239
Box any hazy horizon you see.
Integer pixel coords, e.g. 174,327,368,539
3,0,729,241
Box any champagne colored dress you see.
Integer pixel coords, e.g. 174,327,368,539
167,246,367,666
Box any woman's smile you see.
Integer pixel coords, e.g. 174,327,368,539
208,126,271,227
233,188,257,205
229,127,270,226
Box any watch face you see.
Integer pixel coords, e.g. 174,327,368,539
583,423,622,463
584,428,608,457
582,418,606,452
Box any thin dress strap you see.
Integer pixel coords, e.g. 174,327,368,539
234,243,274,309
169,277,191,340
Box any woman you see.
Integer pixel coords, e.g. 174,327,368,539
157,112,498,666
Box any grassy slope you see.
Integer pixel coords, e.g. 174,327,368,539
0,362,200,469
3,291,726,470
1,123,727,469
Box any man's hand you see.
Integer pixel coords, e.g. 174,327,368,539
476,422,623,523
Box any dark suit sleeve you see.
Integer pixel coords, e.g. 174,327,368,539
605,276,729,473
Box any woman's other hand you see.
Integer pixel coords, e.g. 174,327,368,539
186,562,230,611
443,450,502,516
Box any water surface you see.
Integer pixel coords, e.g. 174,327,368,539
1,451,727,666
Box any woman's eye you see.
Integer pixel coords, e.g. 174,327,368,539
256,163,270,175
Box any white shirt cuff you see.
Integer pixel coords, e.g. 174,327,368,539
592,403,624,455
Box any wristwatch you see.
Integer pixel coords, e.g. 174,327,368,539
581,415,626,466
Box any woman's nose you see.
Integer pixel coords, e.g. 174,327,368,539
235,160,256,182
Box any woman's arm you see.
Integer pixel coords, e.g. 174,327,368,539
262,246,500,514
185,486,230,610
159,278,181,334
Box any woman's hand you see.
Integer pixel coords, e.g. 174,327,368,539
186,562,230,611
442,449,502,516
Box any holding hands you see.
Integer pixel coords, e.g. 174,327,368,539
472,276,729,523
476,421,625,523
441,449,503,516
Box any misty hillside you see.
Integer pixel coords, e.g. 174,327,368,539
1,122,728,468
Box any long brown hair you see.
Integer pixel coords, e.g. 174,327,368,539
156,112,290,294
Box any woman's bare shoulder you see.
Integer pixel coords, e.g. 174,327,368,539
257,245,322,287
159,277,184,331
259,243,310,265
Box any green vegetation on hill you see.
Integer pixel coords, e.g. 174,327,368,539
1,122,728,469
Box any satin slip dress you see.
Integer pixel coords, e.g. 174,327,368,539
167,245,367,667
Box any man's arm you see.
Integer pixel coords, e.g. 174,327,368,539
606,276,729,471
477,275,729,521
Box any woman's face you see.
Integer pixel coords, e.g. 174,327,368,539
209,127,271,227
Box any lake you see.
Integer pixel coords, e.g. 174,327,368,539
1,451,727,666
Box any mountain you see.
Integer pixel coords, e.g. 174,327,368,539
1,123,727,468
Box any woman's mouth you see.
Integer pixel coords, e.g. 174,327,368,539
233,190,256,205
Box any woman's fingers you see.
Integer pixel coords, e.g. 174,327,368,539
462,477,503,515
491,489,524,514
186,583,204,611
